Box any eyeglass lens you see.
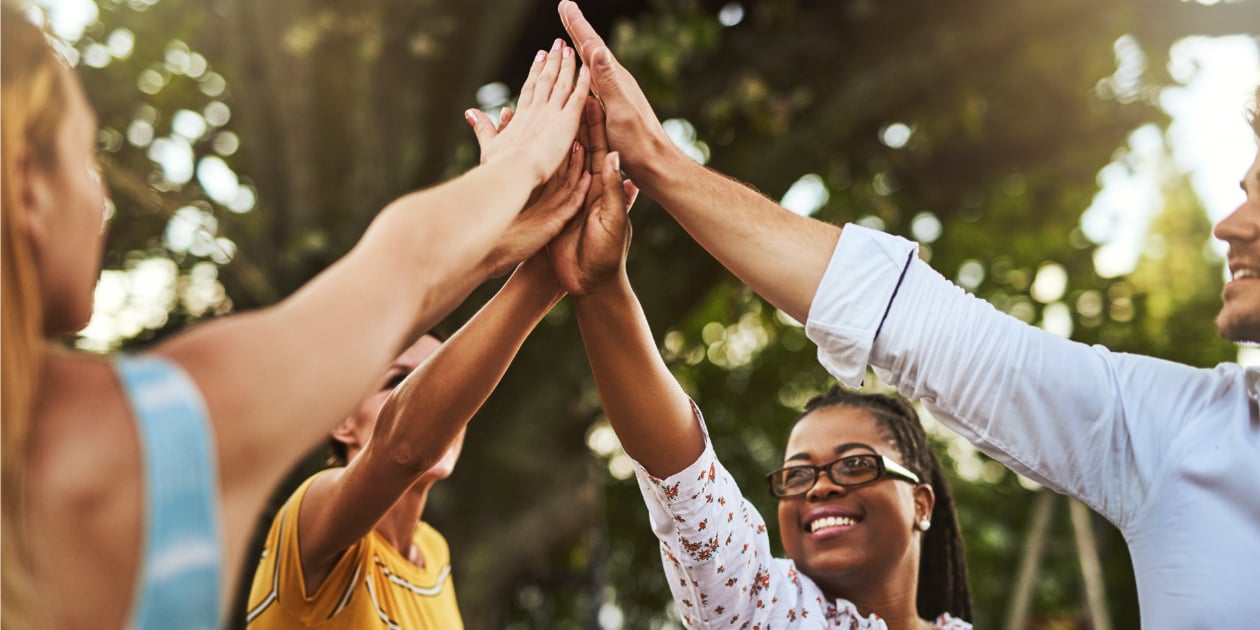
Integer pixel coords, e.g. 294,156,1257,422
772,454,881,495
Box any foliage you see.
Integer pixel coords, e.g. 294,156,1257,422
57,0,1258,627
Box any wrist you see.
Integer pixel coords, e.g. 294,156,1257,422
628,137,697,195
514,256,565,300
572,269,632,308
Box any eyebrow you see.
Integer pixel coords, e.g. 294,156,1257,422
785,442,878,463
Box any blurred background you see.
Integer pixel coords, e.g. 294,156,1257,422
34,0,1260,627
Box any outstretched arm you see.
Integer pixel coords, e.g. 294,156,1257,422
297,254,567,586
154,40,590,574
560,101,702,478
292,90,592,587
558,0,837,322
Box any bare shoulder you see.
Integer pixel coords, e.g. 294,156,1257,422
29,351,139,495
26,351,143,628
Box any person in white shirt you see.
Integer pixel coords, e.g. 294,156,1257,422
557,94,974,628
558,1,1260,626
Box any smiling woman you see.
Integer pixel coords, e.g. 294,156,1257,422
773,388,970,622
558,67,973,627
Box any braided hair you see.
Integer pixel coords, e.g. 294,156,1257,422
799,385,973,620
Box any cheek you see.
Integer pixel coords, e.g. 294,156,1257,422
777,502,802,554
354,391,391,429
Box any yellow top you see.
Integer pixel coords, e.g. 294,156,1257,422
245,471,463,629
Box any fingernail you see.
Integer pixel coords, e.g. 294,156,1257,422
572,141,580,154
563,46,572,59
579,65,589,77
610,152,620,172
552,38,563,51
464,109,476,124
534,50,546,63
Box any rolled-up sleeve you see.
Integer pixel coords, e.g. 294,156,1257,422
804,224,918,387
805,225,1213,528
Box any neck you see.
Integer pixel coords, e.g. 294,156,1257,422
373,480,433,564
817,558,925,630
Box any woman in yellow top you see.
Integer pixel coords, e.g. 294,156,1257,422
1,6,589,628
246,40,604,628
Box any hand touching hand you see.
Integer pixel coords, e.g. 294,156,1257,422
549,99,639,295
474,38,591,187
558,1,676,180
467,106,591,278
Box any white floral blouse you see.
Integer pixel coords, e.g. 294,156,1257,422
630,405,972,629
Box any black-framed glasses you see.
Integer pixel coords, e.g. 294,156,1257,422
765,452,921,498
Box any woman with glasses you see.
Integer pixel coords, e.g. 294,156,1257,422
556,102,972,628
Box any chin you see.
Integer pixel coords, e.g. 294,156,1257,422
1216,305,1260,344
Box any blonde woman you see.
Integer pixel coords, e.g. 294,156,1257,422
0,7,590,629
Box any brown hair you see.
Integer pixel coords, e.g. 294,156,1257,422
2,4,71,626
797,386,973,621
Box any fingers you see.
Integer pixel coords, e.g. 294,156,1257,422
551,43,578,107
565,64,591,114
532,39,566,107
577,102,594,171
542,141,582,197
588,47,621,100
517,49,547,106
584,98,610,170
464,108,499,155
597,152,626,223
563,141,585,189
622,180,639,212
558,0,606,61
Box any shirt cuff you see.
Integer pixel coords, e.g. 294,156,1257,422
805,223,918,387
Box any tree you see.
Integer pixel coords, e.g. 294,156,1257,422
62,0,1258,626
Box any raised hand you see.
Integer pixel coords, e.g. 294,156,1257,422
558,1,676,179
549,98,639,295
475,38,591,187
467,106,591,278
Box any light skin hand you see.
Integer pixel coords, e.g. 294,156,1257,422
468,105,591,278
475,38,591,187
557,0,679,179
560,0,839,323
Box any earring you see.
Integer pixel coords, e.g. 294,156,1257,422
917,518,931,532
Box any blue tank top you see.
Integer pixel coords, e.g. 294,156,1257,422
116,355,223,630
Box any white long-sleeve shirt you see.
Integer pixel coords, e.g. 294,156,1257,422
805,224,1260,628
632,405,972,629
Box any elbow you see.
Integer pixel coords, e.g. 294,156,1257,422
372,399,441,475
382,438,439,476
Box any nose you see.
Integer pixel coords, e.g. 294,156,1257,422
1214,196,1259,244
804,472,848,501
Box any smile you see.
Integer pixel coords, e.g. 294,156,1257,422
806,514,859,533
1232,268,1260,282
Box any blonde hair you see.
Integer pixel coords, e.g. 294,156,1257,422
2,4,70,627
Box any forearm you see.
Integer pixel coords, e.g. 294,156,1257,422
374,260,565,474
635,152,840,323
163,161,540,503
573,273,703,477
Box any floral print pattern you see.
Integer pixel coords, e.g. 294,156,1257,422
631,403,971,629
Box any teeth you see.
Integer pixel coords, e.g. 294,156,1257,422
1233,269,1259,281
808,516,857,533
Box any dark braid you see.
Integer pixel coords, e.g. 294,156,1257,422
800,385,973,621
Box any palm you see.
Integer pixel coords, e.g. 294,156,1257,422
548,186,628,296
